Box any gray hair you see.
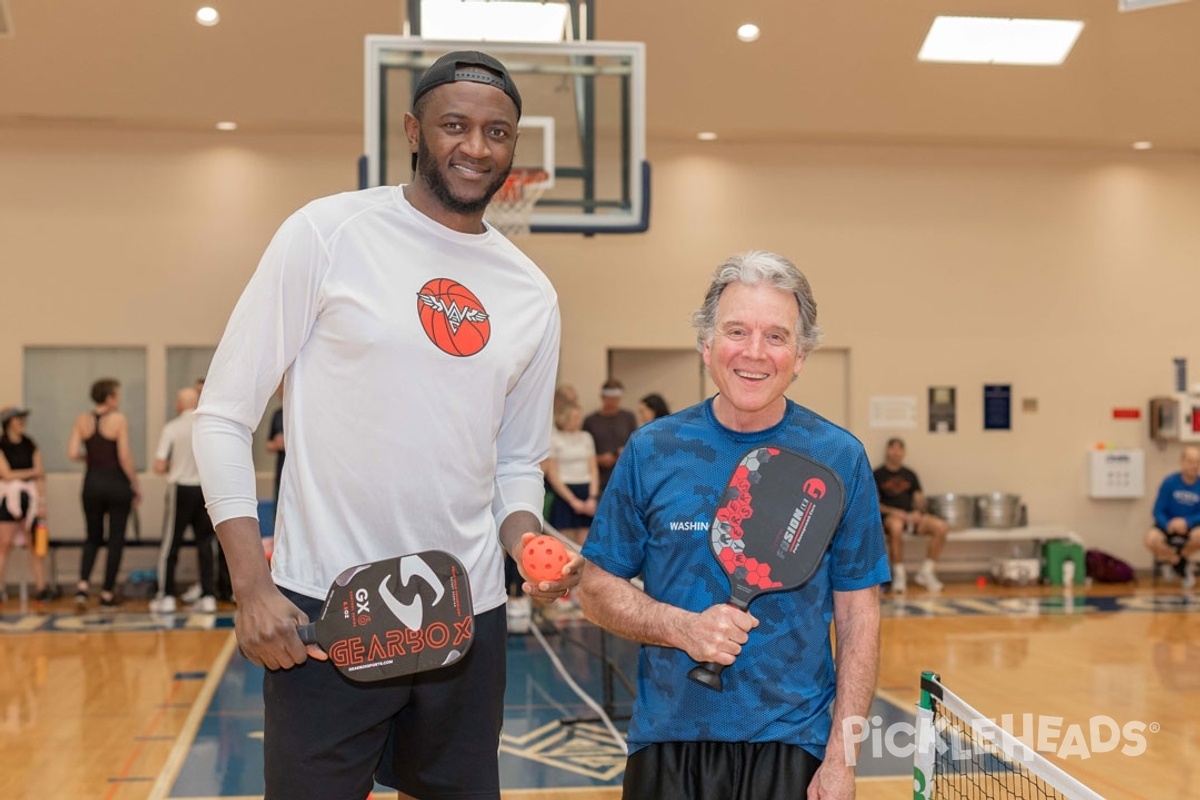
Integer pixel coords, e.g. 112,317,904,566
691,251,824,355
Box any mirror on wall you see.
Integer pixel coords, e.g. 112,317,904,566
23,346,148,473
165,345,279,473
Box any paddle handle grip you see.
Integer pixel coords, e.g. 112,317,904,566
296,622,317,645
688,597,752,690
688,661,726,691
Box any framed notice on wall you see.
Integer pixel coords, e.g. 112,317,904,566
869,396,917,429
928,386,956,433
984,384,1012,431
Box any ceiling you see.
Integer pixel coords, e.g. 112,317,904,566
2,0,1198,152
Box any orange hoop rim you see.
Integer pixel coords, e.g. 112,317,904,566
502,167,550,186
493,168,550,206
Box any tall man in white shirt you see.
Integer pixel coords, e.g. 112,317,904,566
193,51,577,800
150,387,217,613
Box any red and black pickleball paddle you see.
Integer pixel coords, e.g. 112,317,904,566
688,446,845,691
297,550,474,683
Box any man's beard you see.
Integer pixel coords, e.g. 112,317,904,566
417,136,511,216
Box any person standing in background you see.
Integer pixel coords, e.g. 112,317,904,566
67,378,140,608
544,401,599,546
553,383,579,416
149,387,218,613
636,393,671,426
265,383,285,502
583,378,637,496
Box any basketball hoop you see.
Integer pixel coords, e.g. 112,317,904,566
485,168,550,238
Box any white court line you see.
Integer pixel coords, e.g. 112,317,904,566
874,685,917,714
146,631,240,800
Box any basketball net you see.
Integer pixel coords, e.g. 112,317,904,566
485,168,549,238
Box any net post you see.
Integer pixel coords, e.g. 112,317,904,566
914,671,940,800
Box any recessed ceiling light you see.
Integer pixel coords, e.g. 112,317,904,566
1131,141,1153,150
697,131,718,141
196,7,220,26
736,23,760,43
918,16,1084,66
216,121,237,131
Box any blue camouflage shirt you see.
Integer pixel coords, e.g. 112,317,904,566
581,398,890,759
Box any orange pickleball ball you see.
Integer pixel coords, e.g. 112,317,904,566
522,535,570,583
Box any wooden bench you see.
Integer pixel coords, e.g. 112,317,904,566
899,523,1083,574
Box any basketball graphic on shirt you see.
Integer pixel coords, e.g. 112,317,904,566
416,278,491,357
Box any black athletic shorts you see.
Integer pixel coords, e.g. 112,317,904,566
264,587,507,800
622,740,821,800
0,490,31,523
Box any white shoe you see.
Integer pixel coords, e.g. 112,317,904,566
891,565,907,594
1183,562,1196,591
915,563,944,593
1160,563,1178,582
506,595,532,635
149,595,176,613
193,595,218,613
181,584,203,603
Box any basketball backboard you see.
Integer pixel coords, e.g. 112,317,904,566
364,36,648,234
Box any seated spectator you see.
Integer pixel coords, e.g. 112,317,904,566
0,406,51,604
873,437,947,593
1145,446,1200,588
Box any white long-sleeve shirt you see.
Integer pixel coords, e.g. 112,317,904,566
193,185,559,613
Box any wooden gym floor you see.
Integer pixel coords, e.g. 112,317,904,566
1,578,1197,799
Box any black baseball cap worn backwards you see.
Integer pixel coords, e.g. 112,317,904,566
412,51,523,118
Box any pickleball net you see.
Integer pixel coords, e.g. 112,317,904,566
914,672,1105,800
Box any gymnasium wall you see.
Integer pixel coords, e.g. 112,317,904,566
1,126,1197,569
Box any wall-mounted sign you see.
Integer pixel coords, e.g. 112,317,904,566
869,395,917,429
928,386,956,433
984,384,1011,431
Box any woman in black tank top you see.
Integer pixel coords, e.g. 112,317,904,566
67,379,141,607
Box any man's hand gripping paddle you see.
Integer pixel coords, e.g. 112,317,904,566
687,447,845,691
297,550,473,683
